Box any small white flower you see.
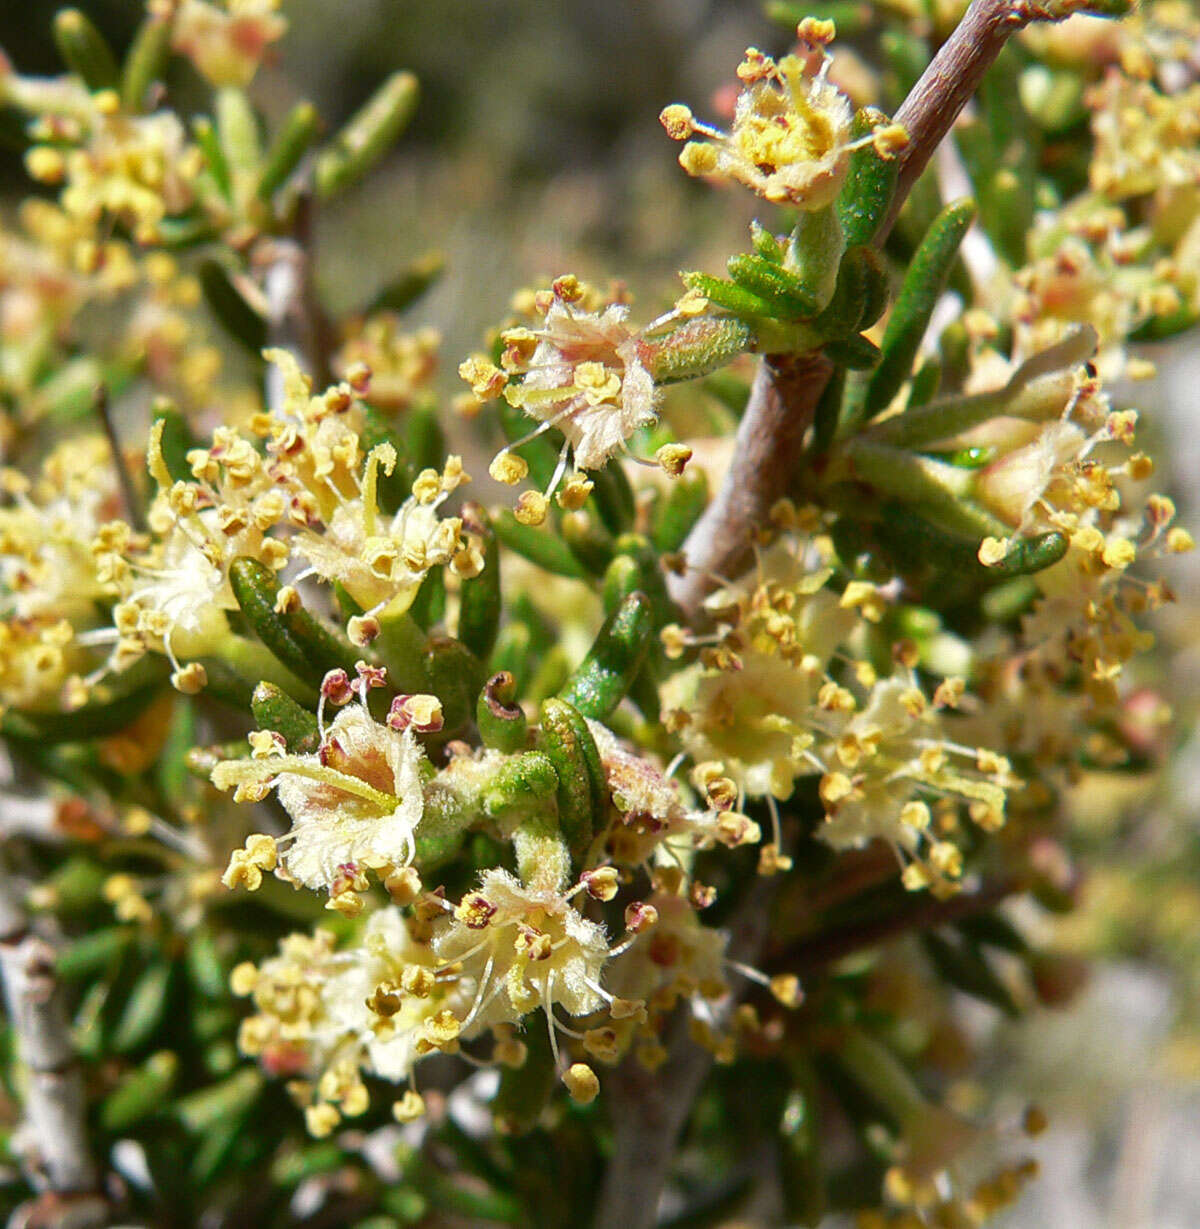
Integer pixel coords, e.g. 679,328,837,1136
501,291,658,471
213,704,427,891
433,868,611,1036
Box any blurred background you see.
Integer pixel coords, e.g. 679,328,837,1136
1,3,1198,1225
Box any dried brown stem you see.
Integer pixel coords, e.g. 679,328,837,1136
0,866,106,1227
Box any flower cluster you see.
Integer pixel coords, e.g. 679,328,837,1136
0,4,1193,1225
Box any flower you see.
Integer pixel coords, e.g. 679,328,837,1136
333,316,440,412
661,545,856,799
431,868,611,1036
0,436,120,623
607,889,729,1011
93,420,286,681
1087,72,1200,201
465,276,659,473
660,26,904,209
812,678,1013,894
262,349,474,621
321,908,468,1083
234,909,472,1132
52,102,203,242
213,702,428,893
587,720,755,866
168,0,288,88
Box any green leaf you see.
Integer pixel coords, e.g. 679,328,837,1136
193,116,232,201
251,681,320,752
315,72,419,198
921,931,1021,1017
785,203,845,316
175,1067,263,1134
727,253,821,320
750,220,784,261
476,672,528,753
457,502,501,662
56,926,133,982
986,531,1069,577
407,566,447,631
561,510,615,576
859,199,976,423
151,401,199,486
359,405,414,512
836,108,900,248
367,250,446,315
101,1051,178,1131
765,1,872,34
54,9,118,91
588,461,637,536
493,508,587,579
216,85,262,180
810,365,846,458
537,698,606,864
199,260,267,355
256,100,321,202
121,11,172,113
229,556,363,689
559,592,654,720
907,358,941,409
823,334,881,370
421,634,484,737
112,962,173,1054
812,245,886,345
651,468,708,553
681,272,775,320
482,751,559,818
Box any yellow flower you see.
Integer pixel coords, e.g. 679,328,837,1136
661,31,900,209
432,868,611,1037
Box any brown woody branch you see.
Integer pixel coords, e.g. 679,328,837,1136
882,0,1039,241
667,352,833,616
783,876,1020,974
0,867,106,1228
595,876,778,1229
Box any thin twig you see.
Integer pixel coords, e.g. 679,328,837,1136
256,192,334,413
0,865,106,1227
784,876,1019,973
